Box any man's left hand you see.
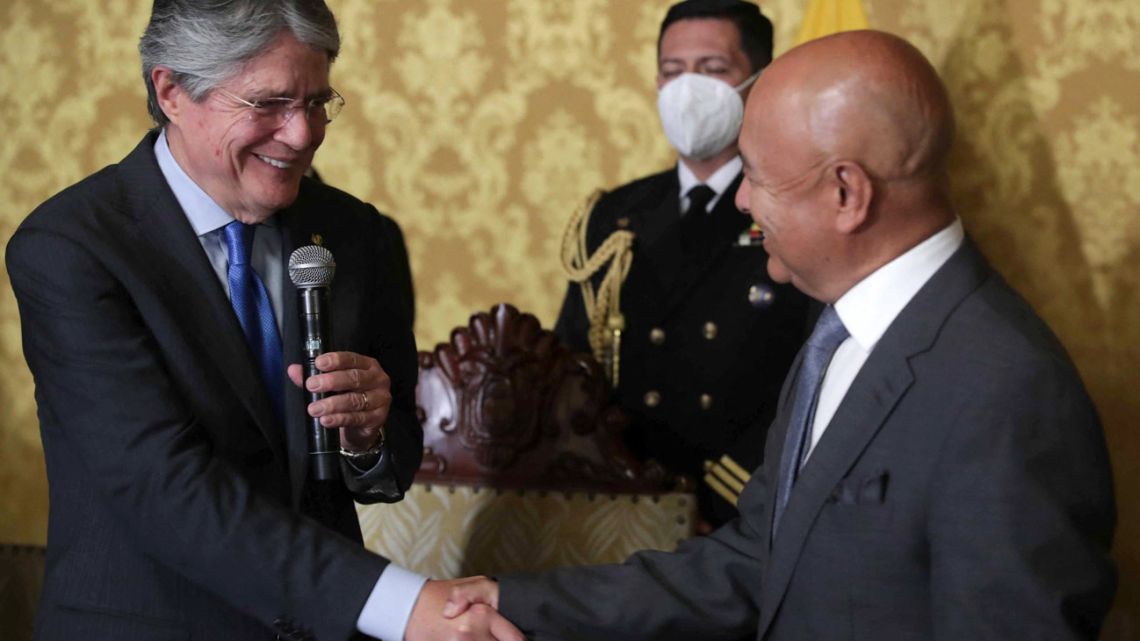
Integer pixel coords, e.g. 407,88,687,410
287,352,390,453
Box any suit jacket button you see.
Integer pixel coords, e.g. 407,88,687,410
649,327,666,345
700,393,713,410
702,321,718,340
644,390,661,407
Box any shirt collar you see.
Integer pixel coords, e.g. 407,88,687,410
834,218,965,352
677,155,743,200
154,129,276,236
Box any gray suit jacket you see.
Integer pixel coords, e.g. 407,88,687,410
7,132,422,641
499,239,1116,640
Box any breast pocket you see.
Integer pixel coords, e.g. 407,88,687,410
814,469,893,533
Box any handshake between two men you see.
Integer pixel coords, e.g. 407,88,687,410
406,577,522,641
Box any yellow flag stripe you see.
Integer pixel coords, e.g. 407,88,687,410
795,0,870,46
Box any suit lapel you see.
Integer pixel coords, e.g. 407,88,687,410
654,173,749,321
755,239,992,639
117,132,286,461
756,355,913,637
760,348,807,550
616,173,681,319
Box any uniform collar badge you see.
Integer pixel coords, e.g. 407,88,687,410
737,223,763,246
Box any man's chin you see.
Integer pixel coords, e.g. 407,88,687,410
767,255,792,284
232,192,301,224
259,182,303,213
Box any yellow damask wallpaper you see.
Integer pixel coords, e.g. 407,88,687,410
1,0,1137,634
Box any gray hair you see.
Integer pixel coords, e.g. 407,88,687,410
139,0,340,126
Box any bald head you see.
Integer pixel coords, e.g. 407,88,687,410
769,30,954,181
735,30,958,302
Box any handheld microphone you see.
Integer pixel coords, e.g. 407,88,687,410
288,245,340,482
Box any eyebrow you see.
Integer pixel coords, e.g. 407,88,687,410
248,87,334,101
659,54,733,67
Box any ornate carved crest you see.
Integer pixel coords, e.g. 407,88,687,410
416,304,673,492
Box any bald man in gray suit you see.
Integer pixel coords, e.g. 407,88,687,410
423,30,1117,641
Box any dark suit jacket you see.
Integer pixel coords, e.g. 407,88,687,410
554,168,812,524
6,132,422,641
501,238,1116,640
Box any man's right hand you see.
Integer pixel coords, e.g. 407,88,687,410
441,575,501,618
405,578,522,641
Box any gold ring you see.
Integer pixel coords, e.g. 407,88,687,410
358,391,370,411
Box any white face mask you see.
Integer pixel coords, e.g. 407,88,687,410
657,71,760,161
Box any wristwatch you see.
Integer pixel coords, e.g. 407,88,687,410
339,426,385,466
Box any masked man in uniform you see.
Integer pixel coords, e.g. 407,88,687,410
555,0,813,527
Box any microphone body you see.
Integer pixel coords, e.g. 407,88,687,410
289,246,340,482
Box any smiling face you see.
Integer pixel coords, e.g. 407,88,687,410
734,76,837,302
159,31,331,224
735,32,962,304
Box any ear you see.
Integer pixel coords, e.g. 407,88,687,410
151,66,184,126
829,161,873,234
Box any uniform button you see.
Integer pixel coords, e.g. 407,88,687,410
700,393,713,410
644,390,661,407
748,283,775,308
702,321,718,340
649,327,666,345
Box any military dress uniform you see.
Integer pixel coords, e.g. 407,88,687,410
555,167,813,526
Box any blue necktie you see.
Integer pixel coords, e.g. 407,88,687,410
223,221,284,420
771,305,849,537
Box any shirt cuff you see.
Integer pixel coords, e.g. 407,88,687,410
356,564,429,641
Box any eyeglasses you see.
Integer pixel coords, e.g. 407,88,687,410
214,87,346,128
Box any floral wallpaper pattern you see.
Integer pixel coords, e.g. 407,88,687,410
1,0,1137,633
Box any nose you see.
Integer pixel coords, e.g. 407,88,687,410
735,179,750,215
274,110,319,150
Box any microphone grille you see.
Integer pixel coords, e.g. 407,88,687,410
289,245,335,288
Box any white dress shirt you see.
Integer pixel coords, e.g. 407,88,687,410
154,130,426,641
804,219,965,460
